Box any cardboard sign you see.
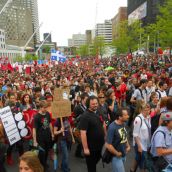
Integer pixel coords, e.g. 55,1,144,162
54,88,70,101
0,106,21,145
88,60,94,68
52,100,71,118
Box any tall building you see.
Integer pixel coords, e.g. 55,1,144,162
43,33,52,43
68,34,86,48
95,20,112,43
127,0,164,25
0,0,40,47
85,30,92,44
112,7,127,40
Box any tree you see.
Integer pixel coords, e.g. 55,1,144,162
77,44,89,58
92,36,106,58
156,0,172,53
25,54,33,62
42,45,51,54
14,56,23,63
32,55,38,61
112,20,145,54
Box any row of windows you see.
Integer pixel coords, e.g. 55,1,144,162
0,44,5,49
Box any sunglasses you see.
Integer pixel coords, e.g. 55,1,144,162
99,97,105,98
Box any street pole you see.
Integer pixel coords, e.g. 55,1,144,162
0,0,13,15
35,32,51,56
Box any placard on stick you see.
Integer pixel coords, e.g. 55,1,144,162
54,88,70,101
52,100,71,118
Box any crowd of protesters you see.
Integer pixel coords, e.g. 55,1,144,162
0,54,172,172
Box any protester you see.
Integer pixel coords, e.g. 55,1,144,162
54,117,75,172
19,151,43,172
130,102,151,172
79,96,105,172
33,100,54,170
150,111,172,171
105,108,130,172
73,93,89,158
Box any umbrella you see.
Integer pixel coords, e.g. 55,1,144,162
104,66,114,71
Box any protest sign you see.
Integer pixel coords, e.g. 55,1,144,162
0,106,21,145
54,88,70,101
52,100,71,118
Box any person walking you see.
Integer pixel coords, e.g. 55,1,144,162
150,111,172,172
33,100,54,170
79,96,105,172
105,108,130,172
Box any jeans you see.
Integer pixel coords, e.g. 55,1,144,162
112,156,126,172
60,140,70,172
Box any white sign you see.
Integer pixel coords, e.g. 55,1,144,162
0,106,21,145
128,2,147,25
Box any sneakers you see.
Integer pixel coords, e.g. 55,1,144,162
7,155,14,166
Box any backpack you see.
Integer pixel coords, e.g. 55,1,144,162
156,90,161,99
145,130,168,172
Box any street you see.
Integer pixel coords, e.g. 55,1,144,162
5,141,135,172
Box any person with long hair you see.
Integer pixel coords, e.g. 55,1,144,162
19,151,43,172
20,94,36,111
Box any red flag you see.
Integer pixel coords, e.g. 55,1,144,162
23,110,38,140
7,63,13,71
25,66,31,75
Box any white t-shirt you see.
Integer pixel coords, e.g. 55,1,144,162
156,90,167,99
133,114,151,151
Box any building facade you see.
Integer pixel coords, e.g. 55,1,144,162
0,29,26,62
85,30,92,44
68,34,86,48
43,33,52,43
95,20,112,43
112,7,127,40
127,0,164,25
0,0,40,47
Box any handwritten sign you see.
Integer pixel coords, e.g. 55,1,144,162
0,106,21,145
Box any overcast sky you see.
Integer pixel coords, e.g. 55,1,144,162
38,0,127,46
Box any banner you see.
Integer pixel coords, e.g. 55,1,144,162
23,109,38,140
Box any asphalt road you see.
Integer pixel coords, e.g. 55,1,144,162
5,141,136,172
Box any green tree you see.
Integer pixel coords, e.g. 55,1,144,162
156,0,172,53
113,20,145,54
77,44,89,58
14,56,23,63
25,54,33,62
32,55,38,61
92,36,106,58
42,45,51,54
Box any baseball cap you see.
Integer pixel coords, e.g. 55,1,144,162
161,112,172,121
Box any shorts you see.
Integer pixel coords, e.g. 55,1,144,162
134,144,147,169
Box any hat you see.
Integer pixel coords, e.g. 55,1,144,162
106,89,114,97
161,112,172,121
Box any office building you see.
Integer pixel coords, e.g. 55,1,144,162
68,34,86,48
111,7,127,40
85,30,92,44
95,20,112,43
43,33,52,43
127,0,164,25
0,0,40,47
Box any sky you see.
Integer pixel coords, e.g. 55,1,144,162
38,0,127,46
